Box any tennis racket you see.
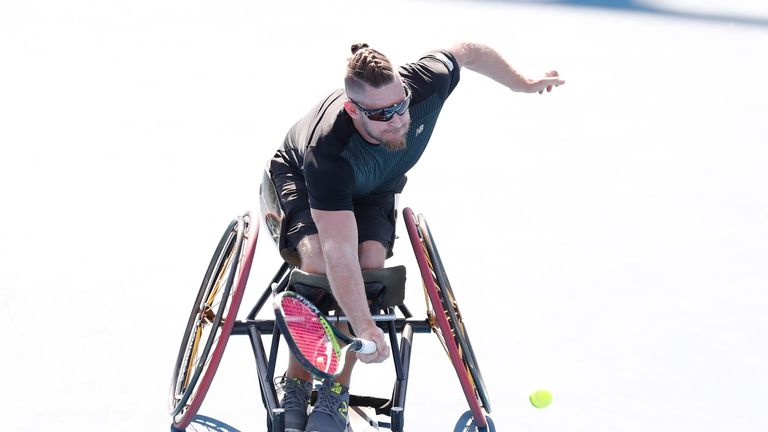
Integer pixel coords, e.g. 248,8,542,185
273,291,377,379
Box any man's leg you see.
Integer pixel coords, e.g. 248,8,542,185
277,234,326,432
287,238,385,386
324,239,387,387
302,239,387,432
269,172,395,431
285,234,325,383
358,240,387,270
268,169,318,431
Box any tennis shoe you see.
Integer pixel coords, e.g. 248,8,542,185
275,376,312,432
305,379,350,432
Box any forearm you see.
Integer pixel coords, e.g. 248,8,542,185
451,42,532,92
323,247,376,334
311,209,377,334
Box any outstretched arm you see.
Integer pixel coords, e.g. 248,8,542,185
310,208,390,364
449,41,565,94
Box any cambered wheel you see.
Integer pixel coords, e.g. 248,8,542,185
417,213,491,413
169,213,259,429
403,208,491,430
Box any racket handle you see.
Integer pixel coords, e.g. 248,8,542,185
352,338,377,354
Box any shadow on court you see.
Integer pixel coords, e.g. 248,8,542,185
170,415,242,432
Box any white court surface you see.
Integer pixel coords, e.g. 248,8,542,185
1,0,767,431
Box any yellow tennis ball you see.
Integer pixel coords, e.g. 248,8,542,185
529,389,552,408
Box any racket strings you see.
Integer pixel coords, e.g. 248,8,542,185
280,297,343,374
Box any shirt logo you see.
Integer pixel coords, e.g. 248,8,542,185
415,124,424,136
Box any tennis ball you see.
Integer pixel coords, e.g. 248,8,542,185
529,389,552,408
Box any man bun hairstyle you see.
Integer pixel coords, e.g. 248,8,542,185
350,43,370,54
345,43,397,95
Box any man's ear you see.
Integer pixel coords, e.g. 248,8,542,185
344,100,359,118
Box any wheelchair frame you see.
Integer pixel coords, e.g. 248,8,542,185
168,185,494,432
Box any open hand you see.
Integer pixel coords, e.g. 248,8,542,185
530,70,565,94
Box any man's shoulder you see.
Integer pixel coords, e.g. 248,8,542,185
399,50,461,103
419,50,458,72
308,97,355,153
287,90,355,154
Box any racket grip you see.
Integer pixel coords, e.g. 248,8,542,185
353,338,377,354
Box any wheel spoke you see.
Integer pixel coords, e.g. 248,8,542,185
169,214,257,428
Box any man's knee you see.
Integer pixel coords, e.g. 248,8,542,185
297,235,325,274
358,240,386,270
299,237,385,272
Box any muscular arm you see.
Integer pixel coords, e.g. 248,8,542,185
449,41,565,94
310,208,390,362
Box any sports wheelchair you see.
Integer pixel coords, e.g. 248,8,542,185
168,172,495,431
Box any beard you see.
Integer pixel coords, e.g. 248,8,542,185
383,136,407,151
363,119,410,152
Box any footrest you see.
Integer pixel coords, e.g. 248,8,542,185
309,393,389,410
350,395,390,411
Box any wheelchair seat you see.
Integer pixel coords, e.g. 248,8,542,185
287,266,407,316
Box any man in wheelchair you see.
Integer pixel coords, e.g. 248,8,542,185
262,42,564,432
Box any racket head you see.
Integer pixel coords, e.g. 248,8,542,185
273,291,347,379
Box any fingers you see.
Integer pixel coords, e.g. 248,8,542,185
356,327,390,363
359,346,389,362
537,71,565,94
538,85,553,94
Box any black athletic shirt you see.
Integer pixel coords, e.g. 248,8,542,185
271,50,461,211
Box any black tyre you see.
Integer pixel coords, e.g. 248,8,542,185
418,214,492,413
169,214,258,429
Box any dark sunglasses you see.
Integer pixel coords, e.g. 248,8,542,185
350,85,412,122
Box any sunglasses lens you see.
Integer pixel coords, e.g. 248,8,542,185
367,110,394,122
357,85,411,122
395,96,410,115
367,96,411,122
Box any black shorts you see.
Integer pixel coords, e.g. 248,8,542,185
269,170,398,259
